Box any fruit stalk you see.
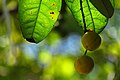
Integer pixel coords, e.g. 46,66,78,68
84,50,87,56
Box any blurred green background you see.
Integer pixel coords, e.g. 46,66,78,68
0,0,120,80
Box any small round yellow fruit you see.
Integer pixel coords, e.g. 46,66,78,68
74,56,94,74
81,32,101,51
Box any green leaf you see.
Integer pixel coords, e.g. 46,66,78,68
65,0,108,33
18,0,62,43
90,0,114,18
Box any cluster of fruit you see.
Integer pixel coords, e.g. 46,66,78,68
74,31,101,74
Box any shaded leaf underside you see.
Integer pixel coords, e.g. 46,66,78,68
19,0,61,43
90,0,114,18
65,0,108,34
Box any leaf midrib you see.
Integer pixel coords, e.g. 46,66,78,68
32,0,42,40
85,0,95,31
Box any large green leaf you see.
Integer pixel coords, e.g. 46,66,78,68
18,0,62,43
65,0,108,33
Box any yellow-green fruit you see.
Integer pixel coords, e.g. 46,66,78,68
74,56,94,74
81,32,101,51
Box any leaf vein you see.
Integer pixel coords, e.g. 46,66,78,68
31,0,42,40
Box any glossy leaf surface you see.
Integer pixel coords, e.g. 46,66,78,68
65,0,108,33
19,0,62,43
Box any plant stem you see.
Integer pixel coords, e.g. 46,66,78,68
84,50,87,56
80,0,87,33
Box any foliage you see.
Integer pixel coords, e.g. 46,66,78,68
19,0,114,43
65,0,108,33
0,0,120,80
19,0,62,43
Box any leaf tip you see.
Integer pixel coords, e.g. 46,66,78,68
26,38,36,43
